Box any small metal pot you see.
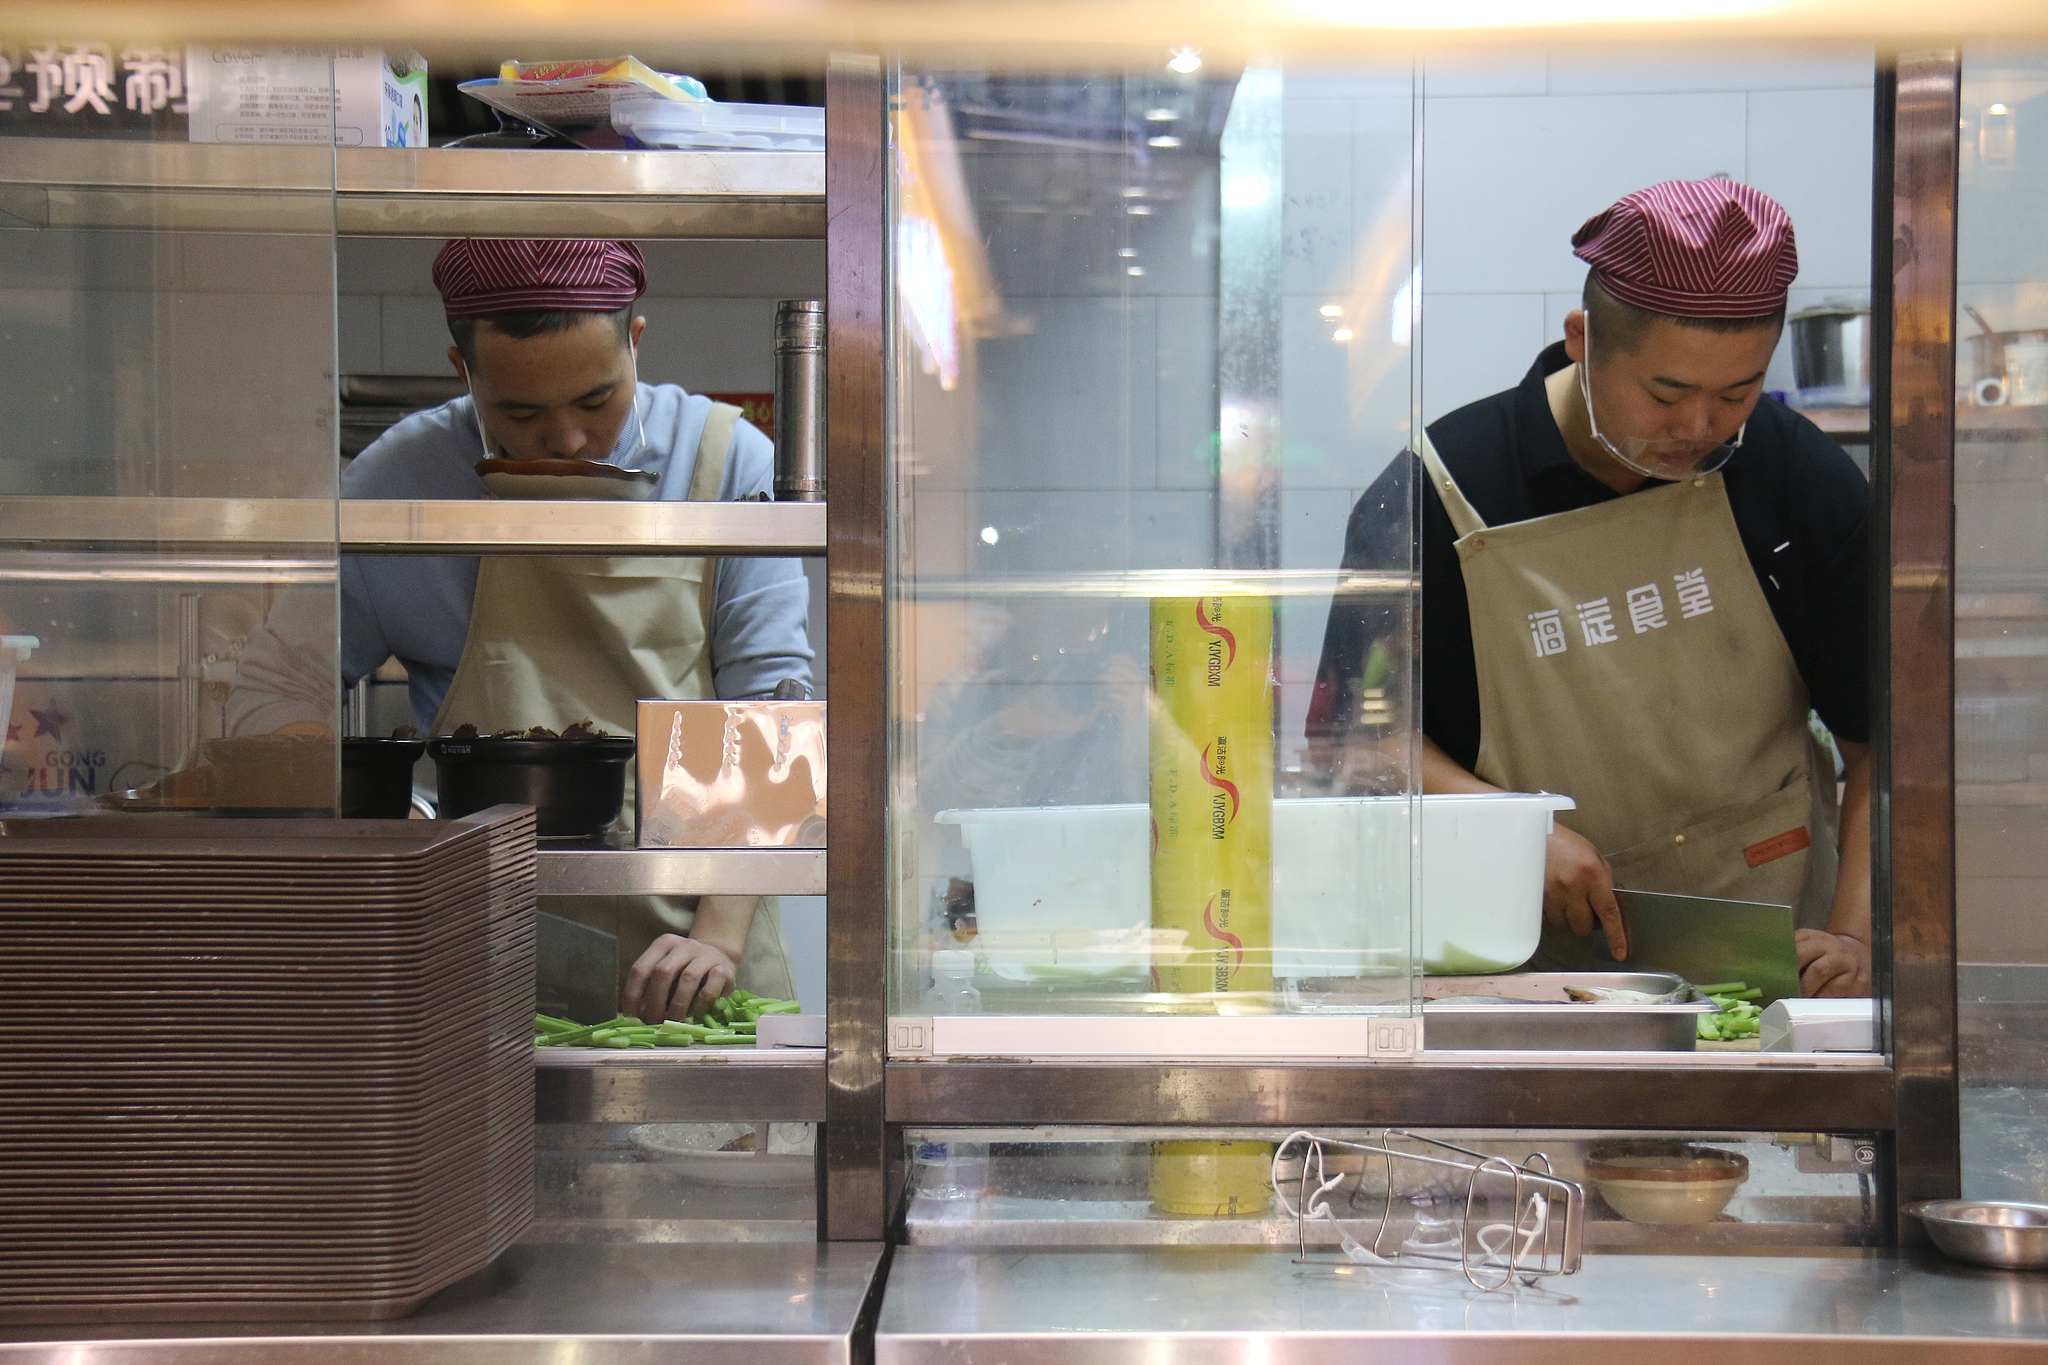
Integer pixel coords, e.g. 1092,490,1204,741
1908,1199,2048,1270
1789,308,1870,401
1962,307,2048,388
341,737,426,819
428,736,635,836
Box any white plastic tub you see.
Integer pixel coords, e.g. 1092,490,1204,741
0,636,36,751
613,97,824,151
936,792,1574,983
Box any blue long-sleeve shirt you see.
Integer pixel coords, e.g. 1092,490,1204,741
227,383,813,734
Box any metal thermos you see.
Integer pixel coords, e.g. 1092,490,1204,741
773,299,825,502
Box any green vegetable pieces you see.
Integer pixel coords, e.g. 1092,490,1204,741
533,990,802,1049
1695,981,1765,1042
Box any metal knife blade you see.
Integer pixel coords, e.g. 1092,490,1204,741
535,910,620,1025
1612,890,1801,1006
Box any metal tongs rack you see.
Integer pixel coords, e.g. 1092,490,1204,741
1274,1129,1586,1291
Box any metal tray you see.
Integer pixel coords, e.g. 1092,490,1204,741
1421,972,1715,1051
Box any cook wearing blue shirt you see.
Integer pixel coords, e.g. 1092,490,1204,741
230,382,812,734
230,237,811,1020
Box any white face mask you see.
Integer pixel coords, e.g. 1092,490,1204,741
1577,324,1745,482
468,339,649,465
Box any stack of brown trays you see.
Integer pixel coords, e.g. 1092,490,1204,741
0,804,538,1325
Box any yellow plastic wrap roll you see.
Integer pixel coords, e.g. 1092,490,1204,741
1150,1140,1274,1217
1150,595,1274,996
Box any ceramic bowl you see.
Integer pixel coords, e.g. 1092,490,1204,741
1584,1143,1750,1225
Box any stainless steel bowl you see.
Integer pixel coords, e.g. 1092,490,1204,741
1908,1200,2048,1269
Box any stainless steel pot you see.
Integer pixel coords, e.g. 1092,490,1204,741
1789,308,1870,400
1963,307,2048,393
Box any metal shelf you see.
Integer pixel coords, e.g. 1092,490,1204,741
537,1049,825,1123
0,497,825,556
537,846,825,896
342,499,825,555
0,139,823,239
887,1061,1896,1131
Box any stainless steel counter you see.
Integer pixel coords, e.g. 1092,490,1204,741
875,1247,2048,1362
0,1243,883,1364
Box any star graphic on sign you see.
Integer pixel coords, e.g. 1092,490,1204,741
29,706,70,741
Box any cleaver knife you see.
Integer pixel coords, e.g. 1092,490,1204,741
1611,890,1801,1006
535,910,620,1025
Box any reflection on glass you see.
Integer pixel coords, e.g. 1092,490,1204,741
900,1127,1880,1252
886,64,1422,1039
536,1122,818,1242
0,72,340,815
1957,44,2048,1201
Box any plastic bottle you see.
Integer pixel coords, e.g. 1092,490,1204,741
923,949,982,1015
918,950,987,1200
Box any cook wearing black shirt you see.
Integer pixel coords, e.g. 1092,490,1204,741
1310,179,1871,999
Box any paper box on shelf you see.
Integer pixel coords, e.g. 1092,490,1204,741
636,700,826,849
185,46,426,146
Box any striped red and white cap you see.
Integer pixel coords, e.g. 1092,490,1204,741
431,238,647,319
1571,179,1798,319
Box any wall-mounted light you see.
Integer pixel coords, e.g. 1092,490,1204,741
1982,102,2018,167
980,526,1000,546
1221,173,1269,210
1118,247,1138,258
1145,108,1178,122
1168,47,1202,74
1128,265,1147,277
1127,204,1154,216
1332,327,1355,343
1319,303,1344,319
1147,135,1183,149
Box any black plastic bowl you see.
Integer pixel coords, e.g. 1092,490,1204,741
427,736,636,836
341,738,427,819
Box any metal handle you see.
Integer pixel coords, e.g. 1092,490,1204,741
773,299,826,503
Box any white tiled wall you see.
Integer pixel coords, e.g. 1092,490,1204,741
1416,44,1877,422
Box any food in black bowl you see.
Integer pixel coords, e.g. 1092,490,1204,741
427,725,635,836
342,735,428,819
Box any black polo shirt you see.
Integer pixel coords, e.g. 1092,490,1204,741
1309,341,1870,771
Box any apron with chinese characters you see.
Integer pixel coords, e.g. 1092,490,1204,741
430,401,795,1001
1415,433,1839,953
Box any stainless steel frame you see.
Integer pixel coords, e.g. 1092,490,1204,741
538,1055,826,1123
0,498,825,557
887,1062,1895,1131
0,44,1970,1253
0,1245,882,1363
0,139,824,239
874,1247,2048,1361
843,61,1933,1219
823,52,891,1243
1876,51,1964,1232
536,847,825,897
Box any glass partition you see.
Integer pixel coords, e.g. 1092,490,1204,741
901,1126,1881,1252
885,63,1424,1059
1956,43,2048,1201
0,52,340,815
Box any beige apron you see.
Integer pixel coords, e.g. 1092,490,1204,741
431,401,795,1001
1415,433,1839,958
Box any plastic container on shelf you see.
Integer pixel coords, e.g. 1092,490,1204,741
924,949,983,1015
611,97,824,151
936,792,1575,984
0,637,37,746
1957,695,2037,783
916,954,987,1201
